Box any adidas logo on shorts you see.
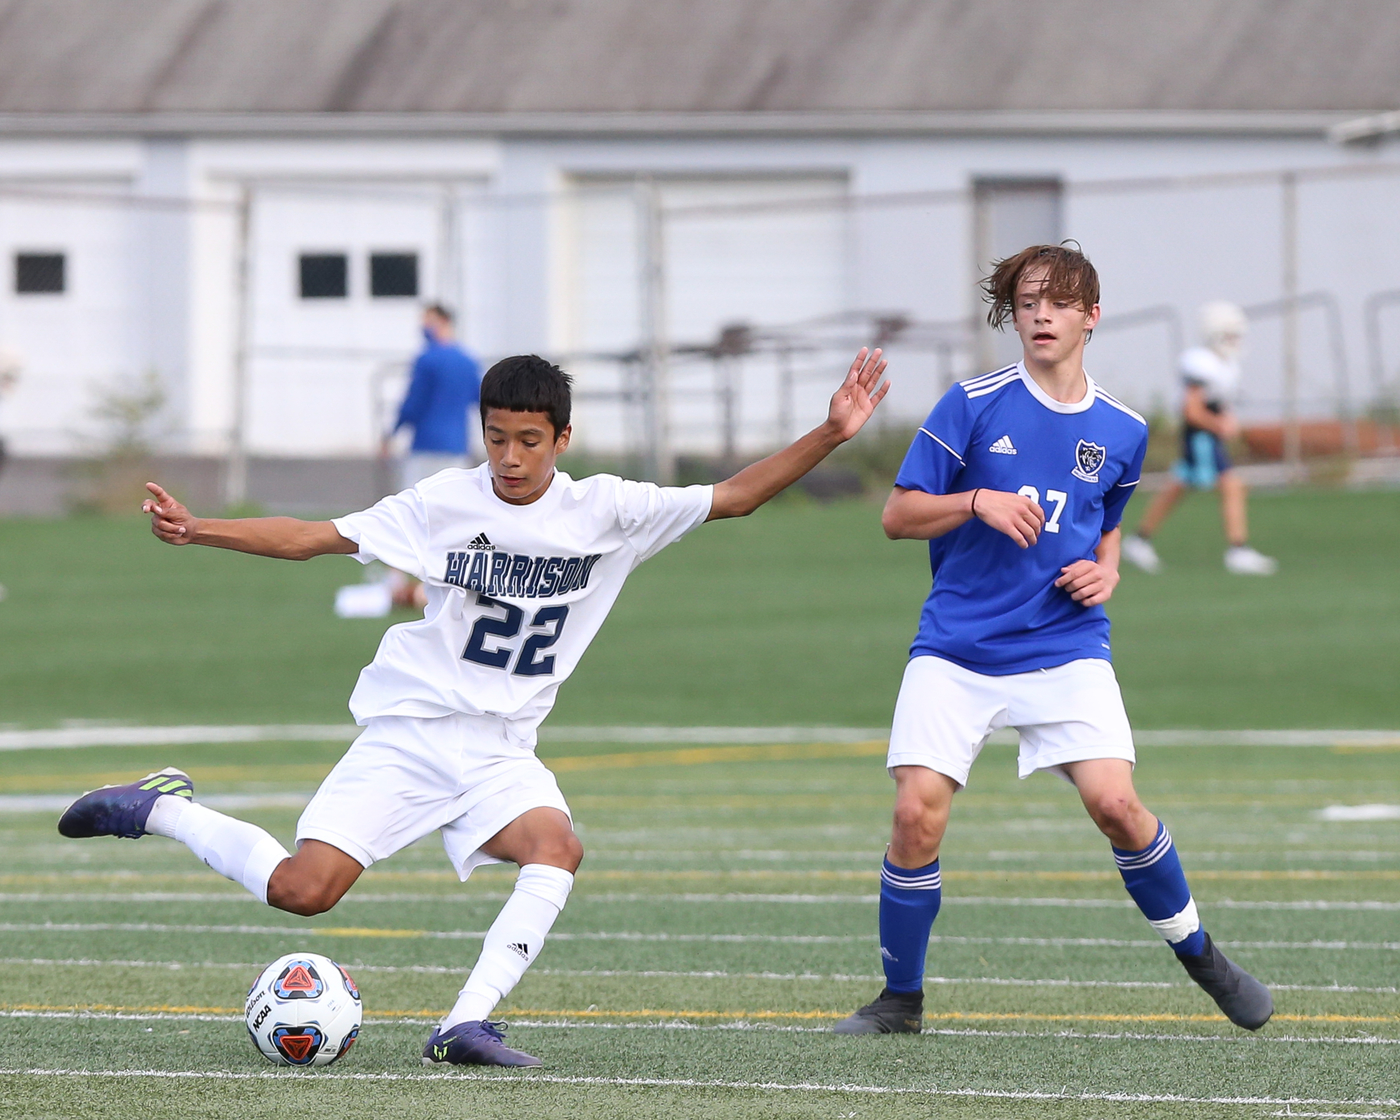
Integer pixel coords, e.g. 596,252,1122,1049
507,942,530,960
466,533,495,551
989,435,1017,454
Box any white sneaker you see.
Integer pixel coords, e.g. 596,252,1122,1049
1224,546,1277,576
1122,534,1162,574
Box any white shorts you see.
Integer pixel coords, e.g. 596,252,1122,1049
296,711,571,880
887,656,1135,788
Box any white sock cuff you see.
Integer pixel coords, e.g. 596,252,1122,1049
144,794,191,840
515,863,574,910
243,836,291,905
1148,897,1201,944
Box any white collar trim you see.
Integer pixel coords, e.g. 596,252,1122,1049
1017,362,1096,414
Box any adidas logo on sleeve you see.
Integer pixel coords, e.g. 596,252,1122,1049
989,435,1017,454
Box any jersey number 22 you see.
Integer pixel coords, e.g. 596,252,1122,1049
462,593,570,677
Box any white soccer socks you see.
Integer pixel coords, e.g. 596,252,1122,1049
443,863,575,1028
146,795,290,905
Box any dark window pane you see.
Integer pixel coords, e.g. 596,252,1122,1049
299,253,347,299
370,252,419,298
16,253,65,294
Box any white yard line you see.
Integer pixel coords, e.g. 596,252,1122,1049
2,1010,1398,1048
0,1066,1398,1105
2,922,1397,951
0,794,310,813
7,891,1400,913
3,723,1399,751
0,958,1167,988
1266,1113,1399,1119
0,725,357,751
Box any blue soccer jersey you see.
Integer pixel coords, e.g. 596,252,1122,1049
895,362,1149,675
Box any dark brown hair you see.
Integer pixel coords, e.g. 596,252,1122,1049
480,354,573,437
981,243,1100,331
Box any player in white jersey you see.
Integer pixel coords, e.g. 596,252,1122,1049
834,246,1272,1037
58,349,889,1067
1122,302,1277,575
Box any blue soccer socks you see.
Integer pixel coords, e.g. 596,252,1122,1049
878,857,942,993
1113,821,1207,957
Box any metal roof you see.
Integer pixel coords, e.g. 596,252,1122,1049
0,0,1395,118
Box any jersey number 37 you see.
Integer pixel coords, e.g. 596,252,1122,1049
1017,485,1068,533
461,593,570,677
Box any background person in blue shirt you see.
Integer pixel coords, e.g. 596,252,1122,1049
373,304,482,611
834,244,1272,1038
384,303,482,492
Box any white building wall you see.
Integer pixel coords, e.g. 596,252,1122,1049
0,127,1397,462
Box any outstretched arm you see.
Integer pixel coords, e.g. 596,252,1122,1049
142,483,358,561
707,348,889,521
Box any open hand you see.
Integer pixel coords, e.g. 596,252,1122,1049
825,348,890,442
972,489,1045,548
142,482,198,545
1055,558,1120,606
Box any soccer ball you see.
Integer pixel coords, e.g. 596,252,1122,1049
244,952,362,1067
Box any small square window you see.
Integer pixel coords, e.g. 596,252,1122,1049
370,252,419,298
299,253,348,299
16,252,65,294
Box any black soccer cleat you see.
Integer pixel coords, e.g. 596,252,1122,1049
57,767,194,840
1177,931,1274,1030
832,987,924,1035
422,1021,541,1067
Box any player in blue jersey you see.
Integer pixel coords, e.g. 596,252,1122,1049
835,244,1272,1036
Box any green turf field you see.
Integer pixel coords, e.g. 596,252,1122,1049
1,489,1398,1117
2,738,1398,1118
1,488,1398,729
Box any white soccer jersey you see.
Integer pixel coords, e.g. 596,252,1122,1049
1178,346,1240,409
332,465,713,735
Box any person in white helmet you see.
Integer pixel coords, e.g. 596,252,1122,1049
1122,302,1277,576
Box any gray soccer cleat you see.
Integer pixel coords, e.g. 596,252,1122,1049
1178,932,1273,1030
832,988,923,1034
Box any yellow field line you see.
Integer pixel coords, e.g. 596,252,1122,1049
12,736,1400,795
5,1002,243,1015
548,742,888,771
6,1002,1399,1026
3,743,891,794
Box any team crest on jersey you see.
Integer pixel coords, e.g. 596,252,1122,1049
1072,439,1107,483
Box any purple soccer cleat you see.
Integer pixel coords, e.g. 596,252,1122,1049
422,1021,541,1067
57,767,194,840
